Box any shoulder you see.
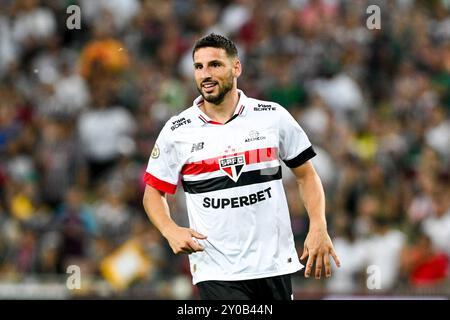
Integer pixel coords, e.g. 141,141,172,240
160,106,199,136
245,97,295,124
245,96,294,117
246,97,280,112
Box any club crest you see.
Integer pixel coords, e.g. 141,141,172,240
219,154,246,182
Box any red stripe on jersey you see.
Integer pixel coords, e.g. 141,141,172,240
199,105,244,125
208,120,224,125
143,172,177,194
181,147,278,175
199,115,223,125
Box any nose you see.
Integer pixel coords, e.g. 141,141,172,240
199,67,211,80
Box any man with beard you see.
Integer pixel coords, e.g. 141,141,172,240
143,33,340,300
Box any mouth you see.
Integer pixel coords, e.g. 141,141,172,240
202,81,218,93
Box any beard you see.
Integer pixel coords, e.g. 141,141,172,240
197,75,233,105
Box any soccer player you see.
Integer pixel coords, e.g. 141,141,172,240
143,33,340,300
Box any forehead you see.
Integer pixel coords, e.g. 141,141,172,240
193,47,229,63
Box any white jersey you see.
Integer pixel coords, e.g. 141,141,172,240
144,90,316,284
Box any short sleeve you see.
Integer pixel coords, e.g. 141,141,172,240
278,105,316,168
143,121,181,194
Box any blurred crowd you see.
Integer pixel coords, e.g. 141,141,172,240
0,0,449,299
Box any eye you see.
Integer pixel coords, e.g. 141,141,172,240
195,65,202,70
212,62,220,67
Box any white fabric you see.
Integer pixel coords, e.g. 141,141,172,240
54,74,90,115
78,107,136,161
146,90,314,284
326,237,367,293
425,120,450,157
12,8,56,44
363,230,406,290
422,210,450,256
310,73,364,119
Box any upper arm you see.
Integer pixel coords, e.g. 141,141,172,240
290,160,317,182
143,184,166,201
142,184,167,211
278,105,316,168
143,121,182,194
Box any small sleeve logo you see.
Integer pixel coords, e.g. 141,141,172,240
151,144,160,159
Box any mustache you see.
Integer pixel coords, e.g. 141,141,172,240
201,78,218,85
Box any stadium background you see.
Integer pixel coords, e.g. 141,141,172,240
0,0,449,299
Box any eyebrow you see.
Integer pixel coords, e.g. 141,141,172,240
193,59,224,66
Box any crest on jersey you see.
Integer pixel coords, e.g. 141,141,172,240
151,144,160,159
219,154,246,182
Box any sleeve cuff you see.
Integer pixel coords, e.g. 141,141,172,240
143,172,177,194
282,145,316,168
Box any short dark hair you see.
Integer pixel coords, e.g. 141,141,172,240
192,33,238,58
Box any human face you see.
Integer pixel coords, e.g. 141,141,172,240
193,47,240,105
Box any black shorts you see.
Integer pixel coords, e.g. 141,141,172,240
196,274,293,300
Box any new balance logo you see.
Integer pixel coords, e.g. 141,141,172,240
191,142,204,152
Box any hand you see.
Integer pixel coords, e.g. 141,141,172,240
163,225,207,255
300,228,341,279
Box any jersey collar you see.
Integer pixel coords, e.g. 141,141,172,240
193,89,248,125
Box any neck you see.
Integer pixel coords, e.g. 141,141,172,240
202,88,239,124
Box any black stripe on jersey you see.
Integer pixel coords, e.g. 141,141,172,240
182,166,282,194
225,114,238,124
282,146,316,168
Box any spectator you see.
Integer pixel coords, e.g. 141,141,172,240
78,83,136,183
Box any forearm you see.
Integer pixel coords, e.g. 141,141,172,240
143,185,178,237
294,162,341,277
296,167,327,231
143,185,206,254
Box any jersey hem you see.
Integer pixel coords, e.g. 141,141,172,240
192,264,304,285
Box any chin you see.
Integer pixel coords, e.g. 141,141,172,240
204,96,223,105
204,93,218,100
202,90,218,100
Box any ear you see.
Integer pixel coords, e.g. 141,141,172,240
233,58,242,78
